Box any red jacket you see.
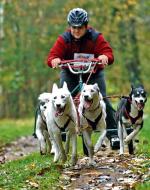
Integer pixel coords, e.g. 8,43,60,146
47,27,114,70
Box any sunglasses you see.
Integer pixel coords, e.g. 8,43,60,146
71,26,83,29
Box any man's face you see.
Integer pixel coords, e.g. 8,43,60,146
70,25,87,39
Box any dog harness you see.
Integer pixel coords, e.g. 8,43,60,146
124,108,143,125
82,104,102,130
54,115,74,132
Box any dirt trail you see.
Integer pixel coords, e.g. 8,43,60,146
0,137,149,189
58,150,150,190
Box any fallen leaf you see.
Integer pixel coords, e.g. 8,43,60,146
29,181,39,188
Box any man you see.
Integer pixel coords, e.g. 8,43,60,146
47,8,119,151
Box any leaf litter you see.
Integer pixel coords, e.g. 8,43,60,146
58,150,150,190
0,136,149,189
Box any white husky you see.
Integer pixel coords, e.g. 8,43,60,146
33,93,52,155
45,82,78,166
78,83,107,164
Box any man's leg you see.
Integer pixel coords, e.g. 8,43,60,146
60,69,79,96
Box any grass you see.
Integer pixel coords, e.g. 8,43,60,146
0,153,61,190
0,118,33,146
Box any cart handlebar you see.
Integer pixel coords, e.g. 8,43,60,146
59,58,102,74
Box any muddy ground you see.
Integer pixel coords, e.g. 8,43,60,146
0,136,149,190
0,136,38,164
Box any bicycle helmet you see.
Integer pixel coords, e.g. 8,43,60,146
67,8,89,27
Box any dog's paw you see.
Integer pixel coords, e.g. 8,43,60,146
51,144,56,154
71,155,78,166
124,137,130,144
94,144,99,153
89,159,96,166
94,147,98,153
40,151,46,155
54,153,60,162
119,151,124,156
61,154,67,163
40,148,46,155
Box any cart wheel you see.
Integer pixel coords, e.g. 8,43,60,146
110,136,120,150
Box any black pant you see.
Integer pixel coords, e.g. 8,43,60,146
60,69,117,139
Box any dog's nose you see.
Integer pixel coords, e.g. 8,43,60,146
84,95,89,100
140,99,144,103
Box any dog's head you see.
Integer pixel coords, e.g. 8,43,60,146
81,83,100,109
130,84,147,110
38,93,51,112
51,82,70,115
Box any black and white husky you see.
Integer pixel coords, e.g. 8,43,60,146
44,82,78,166
116,85,147,155
78,83,107,164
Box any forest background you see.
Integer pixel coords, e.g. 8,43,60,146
0,0,149,118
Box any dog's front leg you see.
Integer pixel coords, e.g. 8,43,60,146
54,132,67,163
124,125,141,143
82,128,95,165
118,121,124,155
36,128,47,155
43,130,51,154
47,125,60,162
70,128,77,166
65,131,70,155
94,119,107,153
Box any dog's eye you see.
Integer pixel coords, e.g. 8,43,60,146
91,89,94,93
53,96,57,100
141,92,146,97
83,90,86,92
41,102,45,106
61,95,65,99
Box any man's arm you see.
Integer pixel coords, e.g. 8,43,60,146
47,36,67,67
95,34,114,65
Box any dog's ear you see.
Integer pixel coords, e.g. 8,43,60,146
63,81,68,91
93,83,99,92
129,84,134,98
38,93,51,102
131,84,134,91
82,83,86,88
138,84,144,89
52,83,58,93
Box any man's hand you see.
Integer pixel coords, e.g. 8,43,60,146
51,58,61,68
98,55,108,66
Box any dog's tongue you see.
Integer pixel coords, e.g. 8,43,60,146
84,100,92,109
55,107,64,116
137,102,144,110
